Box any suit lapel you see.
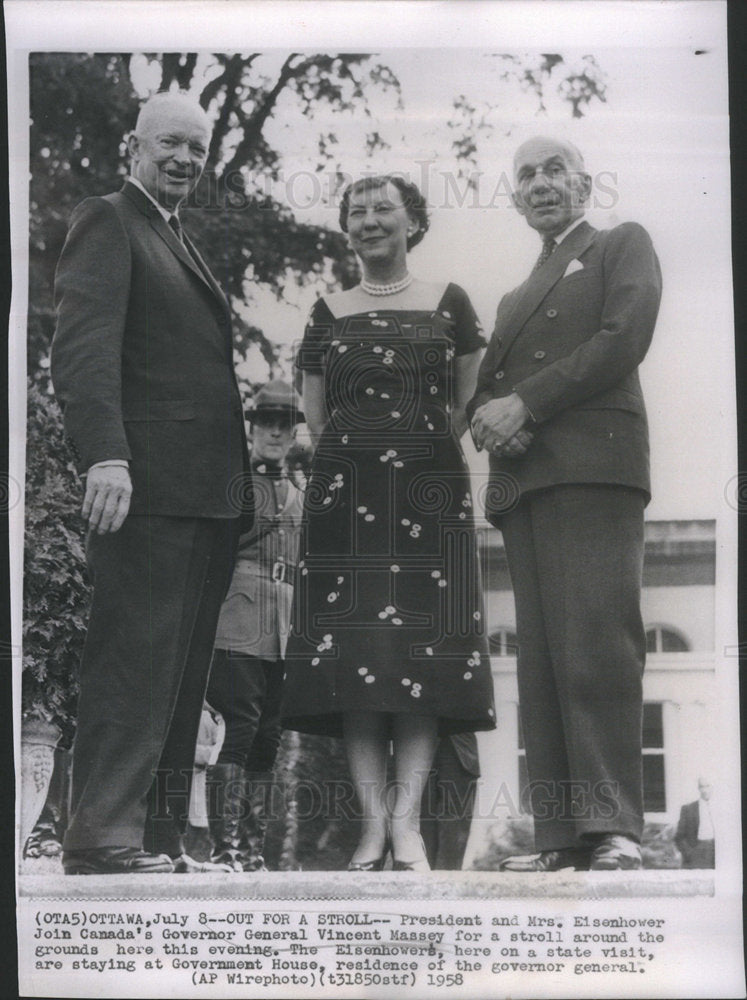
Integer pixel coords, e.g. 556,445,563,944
121,182,230,313
179,228,231,311
150,212,231,312
495,221,597,364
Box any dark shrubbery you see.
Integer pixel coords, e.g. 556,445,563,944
22,379,89,744
266,731,359,871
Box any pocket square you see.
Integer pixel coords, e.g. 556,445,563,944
563,258,584,277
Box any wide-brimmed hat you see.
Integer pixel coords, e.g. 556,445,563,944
245,379,304,424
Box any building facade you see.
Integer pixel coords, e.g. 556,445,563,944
464,519,716,863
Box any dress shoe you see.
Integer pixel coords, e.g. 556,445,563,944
210,847,244,873
63,847,175,875
24,815,63,859
499,846,592,872
171,852,233,874
243,856,269,873
589,834,642,870
24,829,62,859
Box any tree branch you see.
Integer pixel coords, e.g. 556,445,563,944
222,54,302,176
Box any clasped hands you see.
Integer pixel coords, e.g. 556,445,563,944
471,393,534,458
82,465,132,534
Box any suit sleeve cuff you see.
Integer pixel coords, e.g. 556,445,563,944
514,391,537,424
85,459,130,475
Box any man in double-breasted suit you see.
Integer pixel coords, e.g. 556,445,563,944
51,92,251,874
467,136,661,871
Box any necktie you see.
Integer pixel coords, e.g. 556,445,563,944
168,214,184,243
168,214,213,286
533,236,557,272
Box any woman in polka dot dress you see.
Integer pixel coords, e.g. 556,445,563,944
282,174,496,871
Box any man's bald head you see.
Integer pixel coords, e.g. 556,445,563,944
697,777,712,801
511,135,591,238
133,91,212,140
514,136,586,174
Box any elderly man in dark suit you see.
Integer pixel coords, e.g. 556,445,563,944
51,92,251,874
468,136,661,872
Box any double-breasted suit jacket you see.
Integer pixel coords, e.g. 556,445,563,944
52,181,251,855
467,219,662,852
468,220,661,517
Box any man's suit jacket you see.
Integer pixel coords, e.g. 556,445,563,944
467,220,662,523
51,181,249,518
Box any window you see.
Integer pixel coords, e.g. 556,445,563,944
515,703,667,815
645,625,690,653
488,627,518,656
642,702,666,813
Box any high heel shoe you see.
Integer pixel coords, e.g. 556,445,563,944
347,834,391,872
392,833,430,873
347,854,387,872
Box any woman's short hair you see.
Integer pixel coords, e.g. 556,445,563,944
338,174,430,250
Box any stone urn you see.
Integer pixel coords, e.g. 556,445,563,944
20,718,61,848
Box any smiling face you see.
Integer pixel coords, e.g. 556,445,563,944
345,180,416,271
512,137,591,238
128,96,211,210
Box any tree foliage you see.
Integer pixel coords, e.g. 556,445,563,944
29,54,139,375
448,53,607,178
22,381,90,740
266,732,358,870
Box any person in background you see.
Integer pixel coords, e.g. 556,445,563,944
206,380,304,872
184,705,225,861
51,92,250,875
420,733,480,870
675,777,715,869
23,749,69,860
469,136,661,872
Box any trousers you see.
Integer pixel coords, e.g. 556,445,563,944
206,650,284,772
63,515,239,855
500,485,646,850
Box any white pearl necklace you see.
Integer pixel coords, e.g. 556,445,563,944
360,273,413,296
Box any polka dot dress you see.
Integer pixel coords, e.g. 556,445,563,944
281,285,496,737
